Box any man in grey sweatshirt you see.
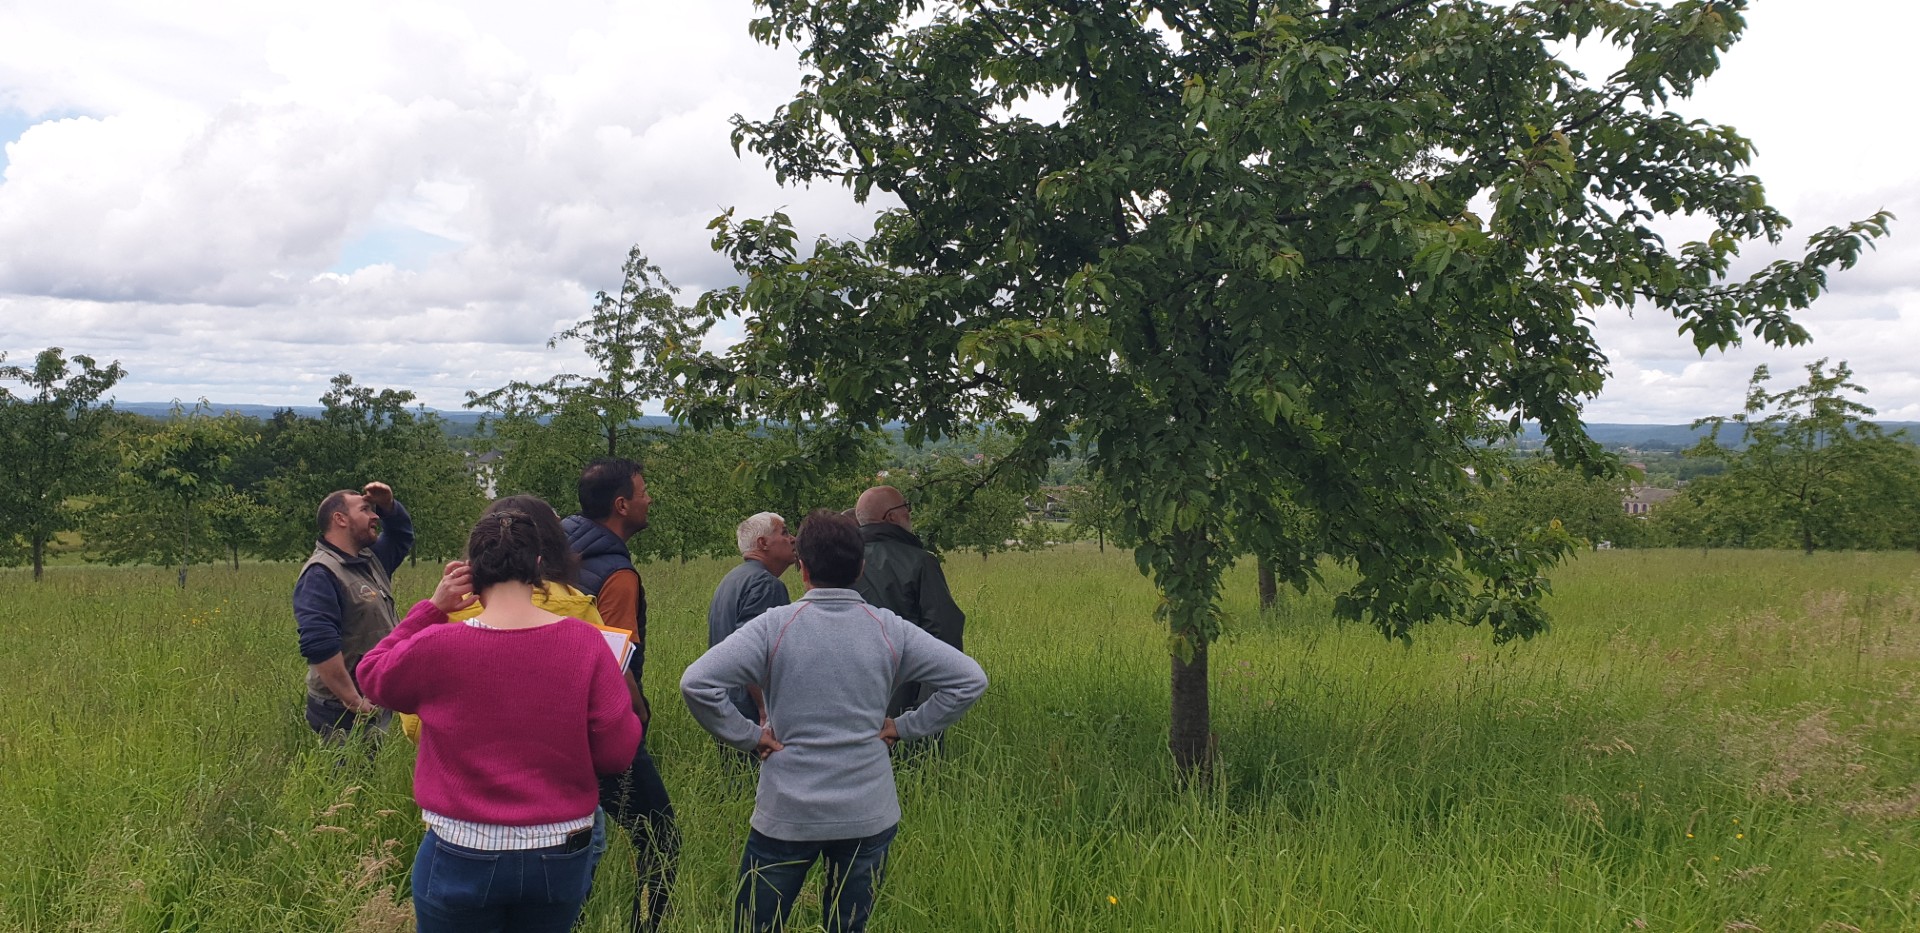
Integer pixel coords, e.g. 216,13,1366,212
681,509,988,933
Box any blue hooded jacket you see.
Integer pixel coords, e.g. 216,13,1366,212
562,513,637,597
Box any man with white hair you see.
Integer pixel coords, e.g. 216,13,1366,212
706,511,798,755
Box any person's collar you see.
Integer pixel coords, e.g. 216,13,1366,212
597,516,632,543
799,587,863,601
861,521,922,547
316,537,365,561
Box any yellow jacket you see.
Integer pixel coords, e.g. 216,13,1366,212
398,583,605,743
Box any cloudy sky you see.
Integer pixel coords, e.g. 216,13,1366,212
1,1,1914,423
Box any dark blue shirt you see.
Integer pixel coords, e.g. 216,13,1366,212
294,500,413,664
706,558,791,719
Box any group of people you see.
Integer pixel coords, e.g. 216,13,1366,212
291,461,988,933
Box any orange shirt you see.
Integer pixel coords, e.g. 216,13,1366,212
597,569,643,657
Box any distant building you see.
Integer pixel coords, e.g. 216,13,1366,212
466,449,504,498
1025,486,1075,519
1624,485,1677,516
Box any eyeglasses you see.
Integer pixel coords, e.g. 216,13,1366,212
884,501,912,519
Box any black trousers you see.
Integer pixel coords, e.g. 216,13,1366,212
597,741,679,933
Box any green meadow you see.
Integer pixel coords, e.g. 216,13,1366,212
4,548,1919,932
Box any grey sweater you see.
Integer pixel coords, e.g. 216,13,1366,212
680,587,988,840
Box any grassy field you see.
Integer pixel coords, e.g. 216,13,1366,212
4,547,1919,932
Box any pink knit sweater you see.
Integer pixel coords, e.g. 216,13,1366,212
359,600,642,825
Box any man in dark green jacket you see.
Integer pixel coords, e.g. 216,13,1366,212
853,485,967,721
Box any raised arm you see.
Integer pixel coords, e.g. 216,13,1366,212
355,599,449,714
369,498,413,575
357,562,474,713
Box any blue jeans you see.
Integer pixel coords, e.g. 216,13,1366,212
412,810,607,933
734,823,897,933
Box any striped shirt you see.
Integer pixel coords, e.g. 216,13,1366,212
420,809,595,850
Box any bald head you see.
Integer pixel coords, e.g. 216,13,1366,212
855,485,910,530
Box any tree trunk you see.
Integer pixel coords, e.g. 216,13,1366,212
1801,524,1815,556
230,544,240,570
31,536,45,581
1097,529,1105,552
1256,556,1277,610
178,500,192,588
1169,638,1213,777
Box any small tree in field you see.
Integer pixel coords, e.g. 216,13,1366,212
469,247,712,460
0,348,126,579
679,0,1892,772
1689,359,1918,554
203,489,272,570
1064,480,1128,554
124,406,254,588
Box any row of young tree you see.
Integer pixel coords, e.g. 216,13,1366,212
0,344,1061,585
7,339,1913,589
0,352,489,584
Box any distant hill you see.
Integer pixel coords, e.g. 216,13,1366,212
1520,422,1920,450
115,401,490,428
110,402,686,437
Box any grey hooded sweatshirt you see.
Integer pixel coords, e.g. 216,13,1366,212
680,587,988,841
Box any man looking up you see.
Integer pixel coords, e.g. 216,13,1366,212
705,512,797,764
681,509,988,933
561,458,677,933
853,485,966,729
294,481,414,740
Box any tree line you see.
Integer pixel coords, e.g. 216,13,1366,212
0,355,490,584
0,349,1057,587
6,337,1914,590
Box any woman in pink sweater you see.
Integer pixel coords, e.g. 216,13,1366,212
359,505,643,933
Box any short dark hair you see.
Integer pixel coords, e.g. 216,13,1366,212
466,509,546,593
796,509,863,588
578,457,643,521
484,495,578,586
316,490,357,534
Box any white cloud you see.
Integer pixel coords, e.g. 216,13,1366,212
0,0,881,410
0,0,1914,424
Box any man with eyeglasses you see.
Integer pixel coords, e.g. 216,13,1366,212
852,485,967,743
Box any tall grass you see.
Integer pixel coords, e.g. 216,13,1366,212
3,548,1918,931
